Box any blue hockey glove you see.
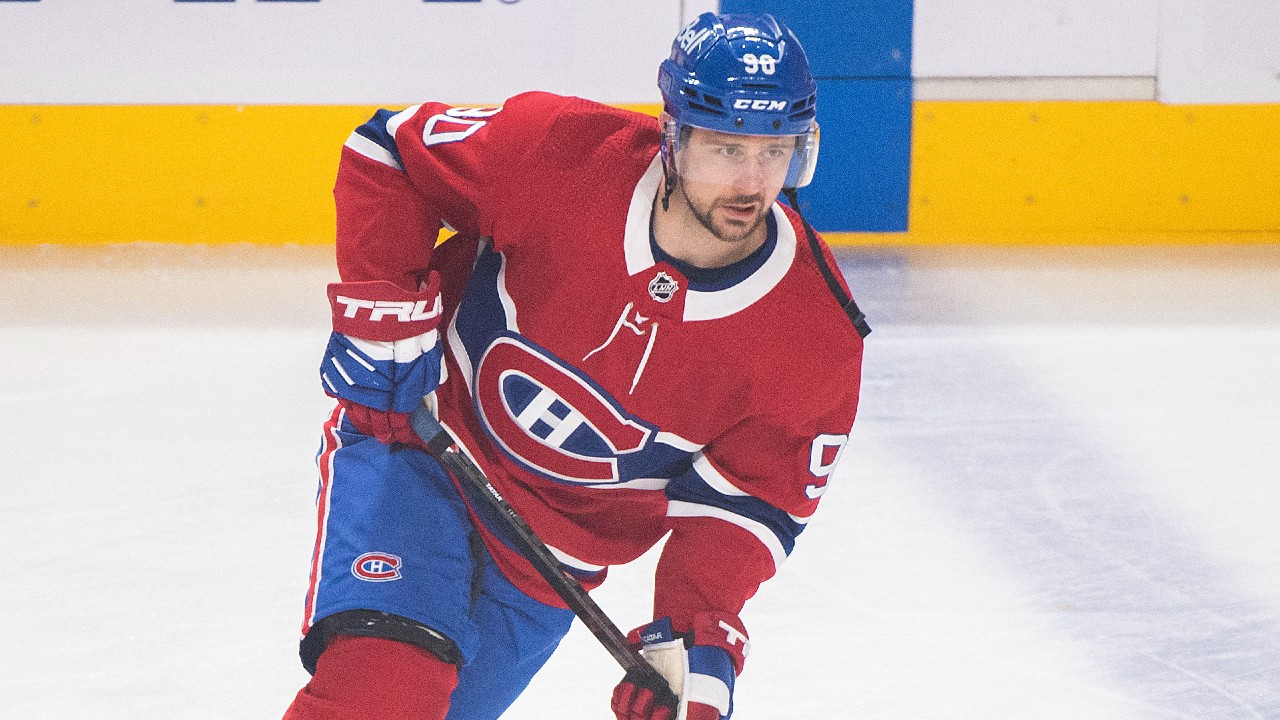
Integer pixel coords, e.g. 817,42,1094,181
613,616,746,720
320,274,444,445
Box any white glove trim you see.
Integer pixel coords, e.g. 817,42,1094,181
685,672,732,716
348,332,440,364
642,644,732,718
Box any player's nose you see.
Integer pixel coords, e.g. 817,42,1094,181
730,160,767,195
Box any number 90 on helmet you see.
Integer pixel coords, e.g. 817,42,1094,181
657,12,820,189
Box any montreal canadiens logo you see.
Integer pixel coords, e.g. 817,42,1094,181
475,336,653,485
352,552,403,582
648,272,679,303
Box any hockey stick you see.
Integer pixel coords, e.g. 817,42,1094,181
409,403,676,702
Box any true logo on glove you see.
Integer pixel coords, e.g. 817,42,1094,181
334,295,441,323
718,620,750,657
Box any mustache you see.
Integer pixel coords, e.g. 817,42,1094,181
717,195,767,207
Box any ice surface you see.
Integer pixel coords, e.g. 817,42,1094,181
2,243,1278,719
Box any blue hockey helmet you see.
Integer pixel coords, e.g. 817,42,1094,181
658,12,819,189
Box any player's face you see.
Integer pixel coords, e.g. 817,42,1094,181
676,128,796,243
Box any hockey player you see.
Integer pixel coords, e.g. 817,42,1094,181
284,12,866,720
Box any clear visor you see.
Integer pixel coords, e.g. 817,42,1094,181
666,120,820,190
786,121,820,188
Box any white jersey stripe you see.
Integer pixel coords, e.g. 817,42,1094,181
692,453,750,496
546,544,607,574
343,131,402,170
655,431,703,453
386,104,422,140
305,407,345,630
593,477,671,491
667,500,788,570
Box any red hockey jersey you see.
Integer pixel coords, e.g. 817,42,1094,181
333,91,863,643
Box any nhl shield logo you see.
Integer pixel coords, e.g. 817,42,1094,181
648,272,679,303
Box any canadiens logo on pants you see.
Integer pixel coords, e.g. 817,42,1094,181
352,552,403,582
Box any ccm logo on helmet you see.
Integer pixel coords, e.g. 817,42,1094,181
334,296,441,323
733,99,788,112
352,552,403,582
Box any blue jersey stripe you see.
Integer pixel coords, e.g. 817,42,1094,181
665,464,806,557
354,109,407,171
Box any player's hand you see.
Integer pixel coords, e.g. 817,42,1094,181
320,274,444,446
612,616,744,720
611,665,679,720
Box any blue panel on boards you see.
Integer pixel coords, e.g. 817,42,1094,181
721,0,913,232
797,78,911,232
720,0,911,78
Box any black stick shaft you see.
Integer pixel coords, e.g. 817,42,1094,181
408,403,647,673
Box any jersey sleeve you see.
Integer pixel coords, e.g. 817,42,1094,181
332,92,569,287
654,355,861,662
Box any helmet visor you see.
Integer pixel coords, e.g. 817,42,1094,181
784,121,820,188
676,129,799,190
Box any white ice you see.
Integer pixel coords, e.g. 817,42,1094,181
2,243,1278,719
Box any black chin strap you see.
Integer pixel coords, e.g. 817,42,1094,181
782,188,871,338
661,160,676,212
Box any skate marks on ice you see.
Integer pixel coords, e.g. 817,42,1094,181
831,246,1280,719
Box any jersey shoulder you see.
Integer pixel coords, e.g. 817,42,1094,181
744,206,865,409
509,92,661,169
777,202,856,301
772,207,865,349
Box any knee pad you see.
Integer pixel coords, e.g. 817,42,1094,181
301,609,463,675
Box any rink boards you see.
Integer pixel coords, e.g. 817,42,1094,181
2,100,1278,246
